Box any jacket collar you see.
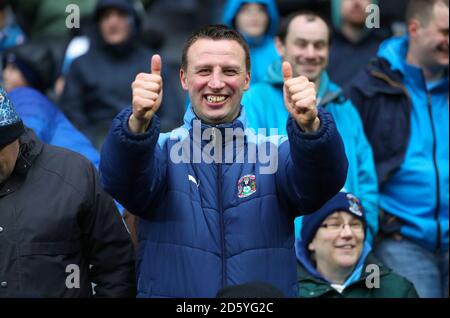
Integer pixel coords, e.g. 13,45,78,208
297,251,390,297
183,104,247,132
0,128,42,195
262,60,346,107
15,128,43,175
378,36,449,90
317,72,347,107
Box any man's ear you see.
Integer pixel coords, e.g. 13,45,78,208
308,240,316,252
180,68,188,91
275,36,285,57
243,72,251,91
408,19,420,38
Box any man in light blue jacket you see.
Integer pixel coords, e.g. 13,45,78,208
242,11,379,244
8,87,100,169
346,0,449,298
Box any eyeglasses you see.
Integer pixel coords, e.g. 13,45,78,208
319,221,364,233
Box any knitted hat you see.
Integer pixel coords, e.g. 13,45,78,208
0,87,25,148
301,191,365,245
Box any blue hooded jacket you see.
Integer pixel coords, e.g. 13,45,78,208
222,0,280,84
0,23,25,53
100,103,348,297
8,87,100,169
242,59,379,244
374,36,448,251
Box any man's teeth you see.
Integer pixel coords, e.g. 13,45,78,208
338,245,354,249
206,95,226,103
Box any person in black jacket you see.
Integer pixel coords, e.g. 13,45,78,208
60,0,184,150
0,87,136,298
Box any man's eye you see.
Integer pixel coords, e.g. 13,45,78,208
315,43,326,49
328,223,341,229
198,69,210,75
224,70,237,75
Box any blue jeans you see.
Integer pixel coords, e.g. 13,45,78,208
375,237,449,298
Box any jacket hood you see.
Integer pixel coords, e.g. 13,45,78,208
377,36,409,75
222,0,279,46
295,235,372,288
262,59,345,105
377,35,449,87
94,0,137,21
15,128,43,176
316,72,346,106
262,58,283,85
93,0,140,51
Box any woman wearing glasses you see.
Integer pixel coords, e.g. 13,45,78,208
295,191,418,298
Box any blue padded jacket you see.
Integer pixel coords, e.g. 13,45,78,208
100,105,348,297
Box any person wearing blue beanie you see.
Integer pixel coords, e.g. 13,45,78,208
295,191,418,298
301,191,367,248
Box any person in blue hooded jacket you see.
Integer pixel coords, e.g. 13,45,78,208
345,0,449,298
99,24,348,297
7,87,100,169
2,42,100,169
296,191,418,298
0,3,25,54
222,0,280,84
242,12,379,244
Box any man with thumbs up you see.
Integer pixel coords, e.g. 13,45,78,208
100,24,348,298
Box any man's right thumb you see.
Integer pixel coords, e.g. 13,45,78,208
282,61,293,82
151,54,162,75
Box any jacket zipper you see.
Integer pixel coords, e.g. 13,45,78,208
427,92,441,252
370,70,413,183
372,70,442,250
214,127,227,288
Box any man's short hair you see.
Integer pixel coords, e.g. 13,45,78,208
277,10,331,44
181,24,251,73
405,0,449,26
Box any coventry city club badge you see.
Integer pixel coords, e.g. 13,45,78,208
237,174,256,198
346,193,363,217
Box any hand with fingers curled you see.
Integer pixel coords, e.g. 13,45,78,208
128,54,163,133
282,61,320,133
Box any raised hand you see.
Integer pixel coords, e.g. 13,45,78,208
282,61,320,133
129,54,163,133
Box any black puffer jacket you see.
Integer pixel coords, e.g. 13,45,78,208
0,129,136,297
